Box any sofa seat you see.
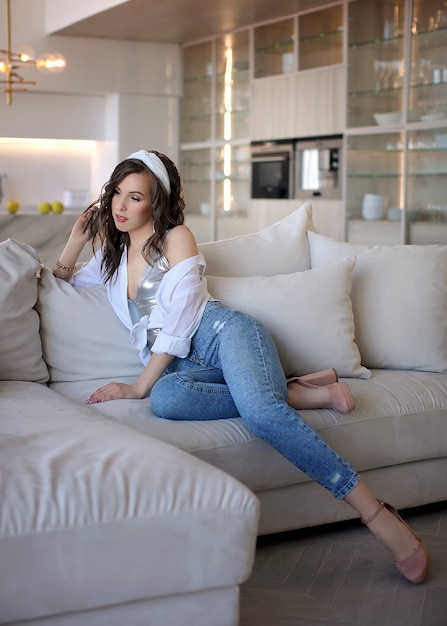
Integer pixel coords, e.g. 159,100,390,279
0,381,259,626
50,368,447,533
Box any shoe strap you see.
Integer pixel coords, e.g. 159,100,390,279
361,499,385,525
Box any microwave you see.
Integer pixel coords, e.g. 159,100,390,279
295,136,343,200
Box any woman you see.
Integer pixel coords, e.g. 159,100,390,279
54,149,430,584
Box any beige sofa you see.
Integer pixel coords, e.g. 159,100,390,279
1,203,447,624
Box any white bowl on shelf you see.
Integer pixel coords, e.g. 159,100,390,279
387,207,403,221
373,111,402,126
387,207,420,221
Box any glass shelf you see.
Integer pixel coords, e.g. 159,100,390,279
347,17,405,129
181,31,250,242
409,13,447,122
254,19,295,79
180,147,211,214
348,0,406,46
182,41,213,144
406,127,447,222
298,4,344,71
345,132,404,228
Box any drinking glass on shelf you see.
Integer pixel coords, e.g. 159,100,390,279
418,59,432,84
382,60,394,89
392,60,405,88
374,60,385,90
434,10,447,29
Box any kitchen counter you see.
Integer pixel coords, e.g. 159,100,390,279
0,214,93,267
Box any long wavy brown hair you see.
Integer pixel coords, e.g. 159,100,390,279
84,150,185,283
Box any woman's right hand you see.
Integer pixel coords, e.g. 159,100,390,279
53,205,101,279
70,205,100,244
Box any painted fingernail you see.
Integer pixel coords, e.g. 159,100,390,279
85,397,92,404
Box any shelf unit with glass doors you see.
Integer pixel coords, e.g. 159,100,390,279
252,4,344,79
181,31,251,243
345,0,447,245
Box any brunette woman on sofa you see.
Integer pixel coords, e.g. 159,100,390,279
53,149,430,585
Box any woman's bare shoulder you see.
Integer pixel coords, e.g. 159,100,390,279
164,224,199,266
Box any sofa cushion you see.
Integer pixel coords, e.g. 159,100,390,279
206,257,369,378
50,369,447,497
308,232,447,373
36,269,142,382
0,239,49,383
199,202,315,276
0,380,259,624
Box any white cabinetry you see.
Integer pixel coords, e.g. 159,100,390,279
250,67,346,141
250,75,297,141
345,0,447,245
294,67,346,137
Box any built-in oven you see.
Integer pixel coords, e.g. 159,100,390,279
250,141,294,199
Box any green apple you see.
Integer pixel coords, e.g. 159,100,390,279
6,200,19,214
37,202,52,214
51,201,64,214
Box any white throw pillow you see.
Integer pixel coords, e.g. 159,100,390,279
199,202,315,276
206,257,369,379
0,239,49,383
36,269,142,383
308,231,447,372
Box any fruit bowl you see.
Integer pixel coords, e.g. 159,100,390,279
373,111,402,126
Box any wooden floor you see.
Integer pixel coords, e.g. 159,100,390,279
240,501,447,626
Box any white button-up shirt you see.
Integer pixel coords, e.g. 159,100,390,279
71,247,211,365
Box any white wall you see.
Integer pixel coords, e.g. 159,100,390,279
0,0,182,211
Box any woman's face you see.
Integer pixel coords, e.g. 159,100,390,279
111,172,154,237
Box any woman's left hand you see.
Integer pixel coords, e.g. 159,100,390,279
85,382,142,404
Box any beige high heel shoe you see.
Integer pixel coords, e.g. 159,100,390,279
288,377,355,414
362,500,430,584
287,368,338,387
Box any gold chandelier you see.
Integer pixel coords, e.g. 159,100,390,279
0,0,66,105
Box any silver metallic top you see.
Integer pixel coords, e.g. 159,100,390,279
128,254,170,348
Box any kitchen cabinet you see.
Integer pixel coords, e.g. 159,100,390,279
250,75,297,140
181,33,250,242
298,4,344,71
254,19,295,79
253,4,345,80
294,67,346,137
250,67,346,141
347,0,406,129
181,147,212,219
345,131,405,246
345,0,447,245
181,41,213,145
215,33,250,142
181,5,348,241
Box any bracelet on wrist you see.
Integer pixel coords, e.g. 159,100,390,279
55,259,75,273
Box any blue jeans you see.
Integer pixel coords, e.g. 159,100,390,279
151,301,359,499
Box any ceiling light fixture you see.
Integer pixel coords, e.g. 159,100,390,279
0,0,66,105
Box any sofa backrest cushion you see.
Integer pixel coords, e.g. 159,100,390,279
199,202,315,277
36,269,142,382
0,239,49,383
207,257,369,379
308,231,447,373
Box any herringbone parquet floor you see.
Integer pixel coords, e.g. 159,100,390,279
240,501,447,626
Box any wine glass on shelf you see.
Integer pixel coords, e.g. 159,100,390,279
373,60,386,90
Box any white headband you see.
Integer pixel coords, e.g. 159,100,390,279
127,150,171,195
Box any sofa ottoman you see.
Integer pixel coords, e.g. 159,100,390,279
0,381,259,626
